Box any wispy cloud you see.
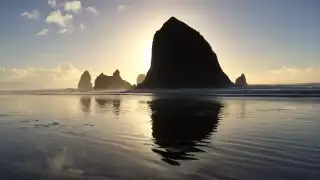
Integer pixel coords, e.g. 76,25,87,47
64,1,82,13
271,66,314,74
0,62,81,89
58,28,68,34
85,7,99,16
36,28,49,36
58,25,75,35
46,10,73,27
270,67,319,83
118,5,127,12
248,66,320,84
21,10,39,20
80,23,85,30
48,0,57,8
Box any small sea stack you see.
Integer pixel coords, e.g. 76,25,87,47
94,69,132,89
78,70,93,90
235,74,248,86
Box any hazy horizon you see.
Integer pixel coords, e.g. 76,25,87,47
0,0,319,89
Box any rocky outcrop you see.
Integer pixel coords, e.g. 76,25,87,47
235,74,248,86
139,17,233,89
137,74,146,85
94,69,132,89
78,71,92,90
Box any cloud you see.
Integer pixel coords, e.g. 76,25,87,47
21,10,39,20
48,0,57,8
118,5,127,12
64,1,82,13
85,7,99,16
79,23,85,30
46,10,73,27
36,29,49,36
270,67,319,83
58,28,68,34
248,66,320,84
58,25,75,34
270,67,315,75
57,25,76,34
22,2,99,36
0,62,82,89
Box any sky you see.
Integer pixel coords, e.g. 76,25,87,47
0,0,319,89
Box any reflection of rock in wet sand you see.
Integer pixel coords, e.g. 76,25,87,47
80,97,91,113
95,97,121,115
240,100,247,118
149,97,223,166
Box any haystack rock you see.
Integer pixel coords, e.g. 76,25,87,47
137,74,146,85
94,69,132,89
235,74,248,86
139,17,233,89
78,71,92,90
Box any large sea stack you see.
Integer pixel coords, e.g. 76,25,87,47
94,69,132,89
139,17,233,89
78,71,92,90
137,74,146,85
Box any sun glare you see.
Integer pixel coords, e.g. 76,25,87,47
143,40,152,72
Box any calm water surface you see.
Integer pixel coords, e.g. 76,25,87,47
0,95,319,180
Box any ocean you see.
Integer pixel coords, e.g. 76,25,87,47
0,85,319,180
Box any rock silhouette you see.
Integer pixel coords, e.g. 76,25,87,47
78,71,92,90
139,17,233,89
113,69,120,77
94,69,132,89
136,74,146,85
235,74,248,86
149,97,222,165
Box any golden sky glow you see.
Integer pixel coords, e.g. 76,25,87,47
0,0,318,89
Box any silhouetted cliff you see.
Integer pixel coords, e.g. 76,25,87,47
137,74,146,85
94,69,132,89
139,17,233,89
78,71,92,90
235,74,248,86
